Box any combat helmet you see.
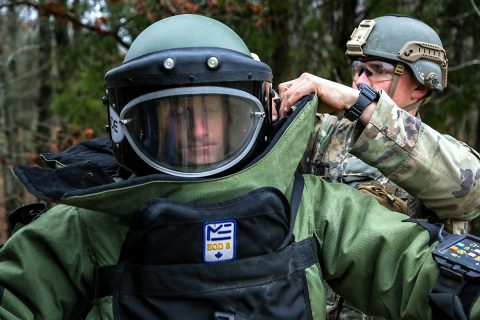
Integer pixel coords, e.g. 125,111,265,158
346,15,447,103
104,14,273,177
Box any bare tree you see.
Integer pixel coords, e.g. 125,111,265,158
0,7,23,243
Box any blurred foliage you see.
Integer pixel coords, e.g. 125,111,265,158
50,34,123,130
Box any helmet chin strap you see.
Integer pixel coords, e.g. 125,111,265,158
388,62,431,116
387,63,405,98
403,99,425,114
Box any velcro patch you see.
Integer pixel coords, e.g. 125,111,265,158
203,220,236,263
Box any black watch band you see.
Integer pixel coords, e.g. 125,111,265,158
429,266,480,320
345,83,379,122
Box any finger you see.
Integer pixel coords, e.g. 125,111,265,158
283,80,314,112
280,79,308,112
279,82,297,113
279,73,318,112
278,80,294,99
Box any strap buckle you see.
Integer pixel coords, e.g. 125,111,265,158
394,63,405,76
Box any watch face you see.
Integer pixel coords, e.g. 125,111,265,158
437,235,480,271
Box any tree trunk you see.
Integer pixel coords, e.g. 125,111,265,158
0,8,23,243
55,0,69,88
34,15,53,154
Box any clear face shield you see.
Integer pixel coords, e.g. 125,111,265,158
117,87,266,177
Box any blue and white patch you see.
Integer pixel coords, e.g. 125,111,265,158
203,220,236,263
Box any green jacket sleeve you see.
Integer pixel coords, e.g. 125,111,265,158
302,175,480,319
349,91,480,220
0,205,93,319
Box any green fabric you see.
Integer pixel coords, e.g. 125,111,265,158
298,175,441,319
0,95,479,319
124,14,251,62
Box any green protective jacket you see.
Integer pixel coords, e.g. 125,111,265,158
0,96,478,319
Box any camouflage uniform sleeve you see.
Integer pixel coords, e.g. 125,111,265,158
300,113,340,175
349,91,480,220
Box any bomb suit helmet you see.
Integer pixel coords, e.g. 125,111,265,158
105,15,273,177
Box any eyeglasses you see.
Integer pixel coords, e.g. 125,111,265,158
351,60,395,82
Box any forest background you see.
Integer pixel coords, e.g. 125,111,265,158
0,0,479,243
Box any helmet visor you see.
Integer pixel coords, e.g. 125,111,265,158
120,87,265,177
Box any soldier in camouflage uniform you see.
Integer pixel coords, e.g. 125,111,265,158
278,15,480,319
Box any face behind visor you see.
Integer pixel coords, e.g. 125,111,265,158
115,86,266,177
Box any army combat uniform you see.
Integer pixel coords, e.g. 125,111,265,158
1,97,478,319
302,91,480,319
296,14,480,320
303,91,480,233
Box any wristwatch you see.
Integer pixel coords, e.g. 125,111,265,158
345,83,379,122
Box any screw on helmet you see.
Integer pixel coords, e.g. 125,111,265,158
346,15,448,92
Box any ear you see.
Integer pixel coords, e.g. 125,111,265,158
411,84,430,101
